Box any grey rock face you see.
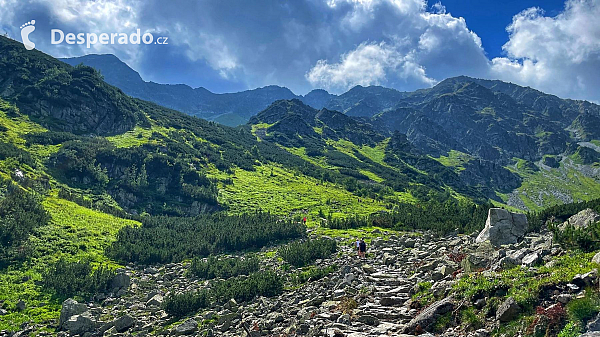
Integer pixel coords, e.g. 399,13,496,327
496,297,520,322
404,297,454,333
476,208,528,246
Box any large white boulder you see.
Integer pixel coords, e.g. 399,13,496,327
561,208,600,229
476,208,528,247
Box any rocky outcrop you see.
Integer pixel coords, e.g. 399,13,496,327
476,208,528,246
561,208,600,229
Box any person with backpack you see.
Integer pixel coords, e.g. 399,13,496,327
355,238,361,257
359,238,367,258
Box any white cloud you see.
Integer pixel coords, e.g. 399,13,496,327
491,0,600,102
306,41,435,91
1,0,599,101
306,0,489,92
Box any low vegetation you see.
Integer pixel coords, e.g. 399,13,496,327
323,198,492,235
107,213,306,264
163,271,284,318
0,180,50,267
41,259,115,300
278,238,337,267
188,255,260,280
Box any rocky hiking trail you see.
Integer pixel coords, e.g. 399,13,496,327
17,208,600,337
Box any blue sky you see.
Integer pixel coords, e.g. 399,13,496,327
0,0,598,103
441,0,566,58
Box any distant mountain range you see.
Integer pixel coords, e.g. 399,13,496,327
60,54,414,126
59,52,600,210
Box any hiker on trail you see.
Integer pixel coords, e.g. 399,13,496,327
355,238,361,257
359,238,367,258
302,216,307,225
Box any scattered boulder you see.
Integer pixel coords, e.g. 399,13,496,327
522,252,540,267
362,264,376,274
461,253,490,273
379,297,404,306
357,314,379,326
572,269,598,288
476,208,528,246
59,298,88,328
403,297,454,333
146,294,163,307
224,298,238,311
63,311,96,335
113,314,135,333
111,273,131,291
593,252,600,265
496,297,520,322
175,318,198,335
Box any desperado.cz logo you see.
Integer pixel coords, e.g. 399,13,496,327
19,20,168,50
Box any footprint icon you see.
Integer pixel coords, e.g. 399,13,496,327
20,20,36,50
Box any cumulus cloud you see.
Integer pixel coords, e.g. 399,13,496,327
491,0,600,102
0,0,599,101
306,41,435,92
305,0,490,92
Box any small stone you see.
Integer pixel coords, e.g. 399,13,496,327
146,294,163,307
362,264,376,274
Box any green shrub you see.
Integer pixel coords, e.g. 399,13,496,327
211,270,283,303
163,270,283,318
0,184,50,266
567,291,600,322
461,307,483,330
107,213,305,264
162,290,210,318
558,321,581,337
0,142,35,167
323,199,491,236
551,221,600,252
278,238,337,267
188,255,260,280
289,264,338,285
42,258,115,299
